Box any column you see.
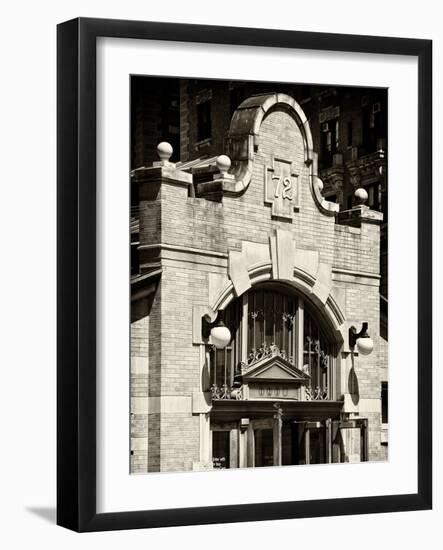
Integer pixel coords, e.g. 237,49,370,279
273,404,283,466
239,418,249,468
325,418,332,463
361,419,369,461
247,422,255,467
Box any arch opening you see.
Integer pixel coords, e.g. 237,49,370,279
210,281,339,402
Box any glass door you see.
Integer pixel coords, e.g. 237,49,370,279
212,431,230,469
308,428,326,464
254,429,274,467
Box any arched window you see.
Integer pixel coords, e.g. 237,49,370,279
247,287,297,364
210,284,334,400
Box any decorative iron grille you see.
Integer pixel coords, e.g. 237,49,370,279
210,286,333,400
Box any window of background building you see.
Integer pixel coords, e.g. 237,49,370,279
320,119,339,169
365,182,382,211
347,120,353,147
381,381,388,424
160,86,180,162
362,101,386,154
197,100,212,141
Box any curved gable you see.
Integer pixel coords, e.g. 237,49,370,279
224,93,338,217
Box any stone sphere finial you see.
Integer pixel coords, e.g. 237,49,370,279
354,187,368,205
216,154,231,175
157,142,173,162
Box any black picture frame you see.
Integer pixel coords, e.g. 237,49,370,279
57,17,432,532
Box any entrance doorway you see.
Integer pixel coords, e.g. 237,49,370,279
212,430,230,469
253,422,328,467
306,427,326,464
254,429,273,467
210,417,369,468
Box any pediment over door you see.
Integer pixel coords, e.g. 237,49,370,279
236,348,311,401
242,354,310,385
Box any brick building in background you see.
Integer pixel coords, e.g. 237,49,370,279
130,80,388,473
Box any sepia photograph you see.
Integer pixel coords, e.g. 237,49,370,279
129,76,388,474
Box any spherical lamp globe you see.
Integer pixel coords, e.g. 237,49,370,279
356,336,374,356
210,323,231,349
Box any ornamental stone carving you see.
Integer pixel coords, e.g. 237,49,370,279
265,156,300,220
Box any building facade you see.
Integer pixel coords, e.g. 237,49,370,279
130,90,387,473
131,78,388,297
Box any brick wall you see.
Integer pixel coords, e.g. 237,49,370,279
130,315,149,473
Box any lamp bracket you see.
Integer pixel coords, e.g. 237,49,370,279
349,322,369,348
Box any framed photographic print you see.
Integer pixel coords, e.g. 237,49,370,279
57,18,432,532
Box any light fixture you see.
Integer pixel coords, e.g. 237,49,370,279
349,322,374,356
202,310,231,349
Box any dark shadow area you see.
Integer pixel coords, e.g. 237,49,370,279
201,355,211,392
131,288,154,323
348,365,360,406
25,506,56,524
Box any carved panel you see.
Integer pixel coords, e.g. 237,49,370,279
265,156,299,220
249,384,300,400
